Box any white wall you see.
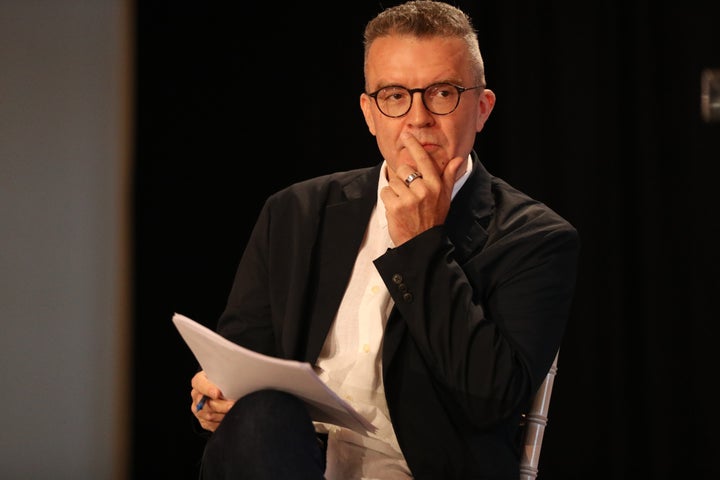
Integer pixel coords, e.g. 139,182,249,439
0,1,131,478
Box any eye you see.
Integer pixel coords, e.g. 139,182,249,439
378,87,409,102
427,83,454,99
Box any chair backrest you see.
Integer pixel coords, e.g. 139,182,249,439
518,352,559,480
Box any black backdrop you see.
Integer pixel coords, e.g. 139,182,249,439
133,1,720,478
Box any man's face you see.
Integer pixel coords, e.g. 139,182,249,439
360,35,495,180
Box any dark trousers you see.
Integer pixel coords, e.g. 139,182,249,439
200,389,326,480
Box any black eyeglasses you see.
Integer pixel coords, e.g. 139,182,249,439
365,82,483,118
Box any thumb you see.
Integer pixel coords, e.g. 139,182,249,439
442,156,466,191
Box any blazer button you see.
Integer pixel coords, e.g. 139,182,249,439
402,292,413,303
392,274,403,284
398,283,408,293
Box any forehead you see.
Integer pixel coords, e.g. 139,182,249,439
366,35,470,87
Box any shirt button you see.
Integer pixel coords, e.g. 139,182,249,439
363,343,370,353
371,285,380,294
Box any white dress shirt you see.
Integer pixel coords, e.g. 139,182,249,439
315,157,472,479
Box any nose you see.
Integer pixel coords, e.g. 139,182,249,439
406,91,434,126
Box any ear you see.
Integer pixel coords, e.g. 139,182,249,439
360,93,377,136
475,88,496,132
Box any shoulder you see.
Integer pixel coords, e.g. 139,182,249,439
490,176,579,248
281,166,378,194
262,165,380,213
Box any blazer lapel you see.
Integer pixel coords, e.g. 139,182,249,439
444,151,494,261
303,167,380,363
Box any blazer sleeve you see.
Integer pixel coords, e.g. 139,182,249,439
215,195,277,356
373,204,579,429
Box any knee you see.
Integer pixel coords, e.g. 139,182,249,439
211,390,311,445
201,389,324,479
235,389,306,419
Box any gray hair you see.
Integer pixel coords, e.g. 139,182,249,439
363,0,486,87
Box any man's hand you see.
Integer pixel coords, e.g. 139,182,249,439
380,132,465,245
191,370,235,432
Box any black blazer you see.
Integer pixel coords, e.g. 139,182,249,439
217,151,579,479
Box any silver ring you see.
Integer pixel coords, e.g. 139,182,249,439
404,171,423,187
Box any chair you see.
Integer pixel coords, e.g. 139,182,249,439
519,352,559,480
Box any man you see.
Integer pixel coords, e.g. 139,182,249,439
190,1,579,478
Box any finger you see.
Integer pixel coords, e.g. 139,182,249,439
442,155,466,191
194,398,234,433
190,387,203,404
198,417,221,432
406,171,426,187
190,389,209,416
207,398,235,414
191,394,235,415
196,410,223,432
380,185,401,208
191,371,222,399
190,371,207,391
399,133,442,180
385,172,422,199
392,172,423,193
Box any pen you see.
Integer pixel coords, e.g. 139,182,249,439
196,395,209,412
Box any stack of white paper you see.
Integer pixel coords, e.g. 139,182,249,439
172,313,376,434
